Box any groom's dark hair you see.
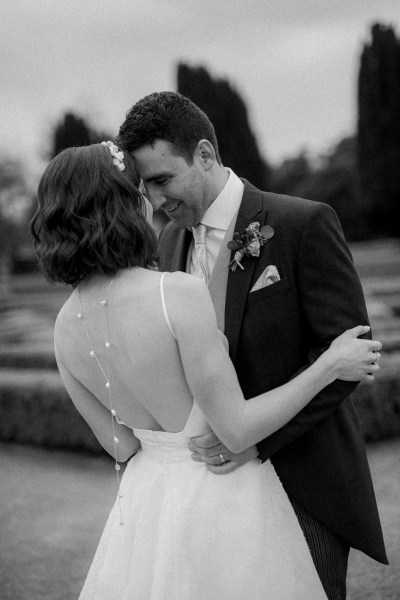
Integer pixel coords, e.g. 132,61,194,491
116,91,221,164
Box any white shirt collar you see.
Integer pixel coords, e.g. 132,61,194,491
200,169,244,231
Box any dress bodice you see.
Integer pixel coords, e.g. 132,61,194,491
131,402,210,462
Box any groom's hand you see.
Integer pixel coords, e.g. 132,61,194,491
188,432,259,474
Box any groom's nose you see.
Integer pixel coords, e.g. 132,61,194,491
145,187,166,212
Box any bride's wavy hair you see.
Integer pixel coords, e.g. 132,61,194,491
31,144,158,285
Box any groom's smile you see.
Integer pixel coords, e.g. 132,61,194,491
132,139,214,229
163,201,182,215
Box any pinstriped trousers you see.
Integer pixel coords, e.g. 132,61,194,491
288,495,350,600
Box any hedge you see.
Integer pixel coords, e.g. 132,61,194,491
0,360,399,453
351,352,400,441
0,369,102,453
0,346,57,370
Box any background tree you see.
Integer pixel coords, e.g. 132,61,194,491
51,112,112,158
358,23,400,237
301,137,367,241
177,63,270,189
0,158,31,295
270,138,367,241
270,151,311,197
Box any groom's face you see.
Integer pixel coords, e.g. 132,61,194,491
132,139,211,228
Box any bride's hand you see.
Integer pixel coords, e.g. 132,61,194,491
325,325,382,382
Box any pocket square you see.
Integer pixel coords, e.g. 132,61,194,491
250,265,280,292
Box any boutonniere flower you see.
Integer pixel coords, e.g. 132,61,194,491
227,222,274,271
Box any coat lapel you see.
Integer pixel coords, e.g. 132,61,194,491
208,207,240,333
225,181,269,362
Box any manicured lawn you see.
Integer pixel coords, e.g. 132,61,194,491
0,438,398,599
0,444,115,600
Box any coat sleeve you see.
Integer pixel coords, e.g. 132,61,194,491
256,202,371,461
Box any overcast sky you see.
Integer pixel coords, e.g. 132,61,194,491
1,0,399,178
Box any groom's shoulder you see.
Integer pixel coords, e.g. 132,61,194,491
244,181,321,213
243,180,336,223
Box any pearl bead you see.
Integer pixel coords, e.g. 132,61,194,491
114,436,119,444
111,409,117,416
89,350,95,358
105,382,110,389
115,464,121,471
105,342,110,348
119,491,124,498
77,313,83,319
100,300,107,306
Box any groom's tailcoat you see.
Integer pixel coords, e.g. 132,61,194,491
158,180,387,564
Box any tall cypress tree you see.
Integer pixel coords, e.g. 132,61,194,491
51,112,111,158
177,63,270,189
357,23,400,236
52,113,91,158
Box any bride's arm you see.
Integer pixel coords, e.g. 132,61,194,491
166,273,380,454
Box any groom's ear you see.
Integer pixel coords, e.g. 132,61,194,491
195,140,216,171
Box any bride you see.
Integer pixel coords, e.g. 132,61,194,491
31,142,381,600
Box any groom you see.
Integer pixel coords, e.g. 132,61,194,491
117,91,387,599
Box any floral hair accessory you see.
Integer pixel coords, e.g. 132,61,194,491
227,222,274,271
101,141,125,172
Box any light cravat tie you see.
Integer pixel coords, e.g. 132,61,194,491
192,223,209,284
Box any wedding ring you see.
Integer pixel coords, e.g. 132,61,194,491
372,352,381,363
219,453,225,464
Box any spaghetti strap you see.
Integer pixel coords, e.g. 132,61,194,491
160,272,177,340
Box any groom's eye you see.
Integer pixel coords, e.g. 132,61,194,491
154,177,169,185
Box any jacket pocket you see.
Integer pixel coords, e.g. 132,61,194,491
247,277,290,305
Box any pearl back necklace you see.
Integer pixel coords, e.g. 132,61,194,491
77,272,124,525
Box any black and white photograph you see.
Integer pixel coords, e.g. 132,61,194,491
1,1,399,599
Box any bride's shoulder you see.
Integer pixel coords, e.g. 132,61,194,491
163,271,208,299
54,287,79,348
118,268,209,309
162,273,213,331
55,288,77,325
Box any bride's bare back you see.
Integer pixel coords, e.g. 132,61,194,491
55,267,200,435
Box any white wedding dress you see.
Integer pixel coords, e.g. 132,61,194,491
55,269,327,600
78,402,328,600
